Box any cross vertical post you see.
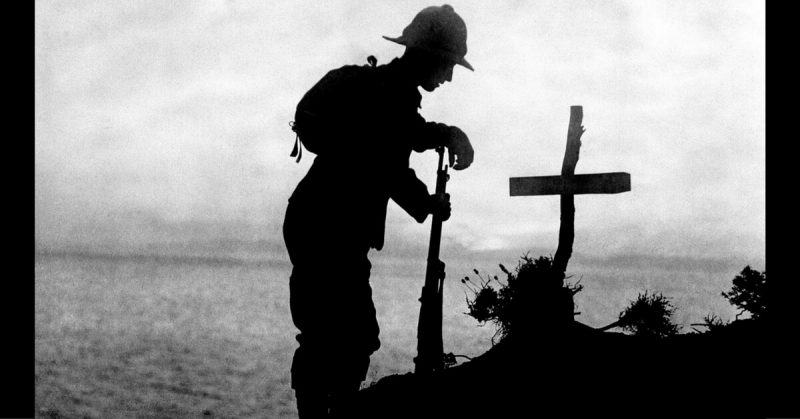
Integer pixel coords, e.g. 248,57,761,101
553,106,584,277
509,106,631,278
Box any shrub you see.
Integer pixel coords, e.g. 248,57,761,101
722,266,767,320
462,254,581,343
617,291,680,338
701,313,728,332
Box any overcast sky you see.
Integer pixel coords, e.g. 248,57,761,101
35,1,765,265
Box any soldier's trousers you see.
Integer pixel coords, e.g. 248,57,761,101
282,200,381,399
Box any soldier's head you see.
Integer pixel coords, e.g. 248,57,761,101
383,4,473,92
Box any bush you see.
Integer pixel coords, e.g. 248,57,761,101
617,291,680,338
462,254,581,343
722,266,767,320
700,313,728,332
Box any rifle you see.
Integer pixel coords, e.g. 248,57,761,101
414,146,449,374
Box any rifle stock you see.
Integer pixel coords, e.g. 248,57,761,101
414,146,449,374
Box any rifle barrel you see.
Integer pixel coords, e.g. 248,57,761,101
415,146,448,374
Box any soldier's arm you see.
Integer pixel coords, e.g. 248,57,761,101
389,168,435,223
410,120,451,152
410,118,474,170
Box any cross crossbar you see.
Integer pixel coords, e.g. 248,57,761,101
508,105,631,276
510,172,631,196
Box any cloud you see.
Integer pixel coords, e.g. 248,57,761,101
36,1,764,262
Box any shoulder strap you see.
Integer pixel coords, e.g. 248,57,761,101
289,121,302,163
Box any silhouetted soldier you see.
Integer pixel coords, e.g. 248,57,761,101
283,4,475,418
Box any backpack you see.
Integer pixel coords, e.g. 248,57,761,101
290,56,379,162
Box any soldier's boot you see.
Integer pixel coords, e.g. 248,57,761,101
328,355,369,418
295,389,329,419
328,381,361,419
292,345,330,418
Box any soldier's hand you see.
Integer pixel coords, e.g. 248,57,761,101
446,126,473,170
429,192,451,221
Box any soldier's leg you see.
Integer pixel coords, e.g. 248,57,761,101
289,267,331,418
288,258,377,417
326,255,380,416
285,203,335,416
284,202,379,416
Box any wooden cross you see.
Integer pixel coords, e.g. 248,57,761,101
509,106,631,276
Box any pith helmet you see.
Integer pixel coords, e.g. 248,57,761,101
383,4,474,71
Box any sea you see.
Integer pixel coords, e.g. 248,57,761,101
35,248,753,418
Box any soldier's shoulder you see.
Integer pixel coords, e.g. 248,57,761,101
305,64,378,101
321,63,376,84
